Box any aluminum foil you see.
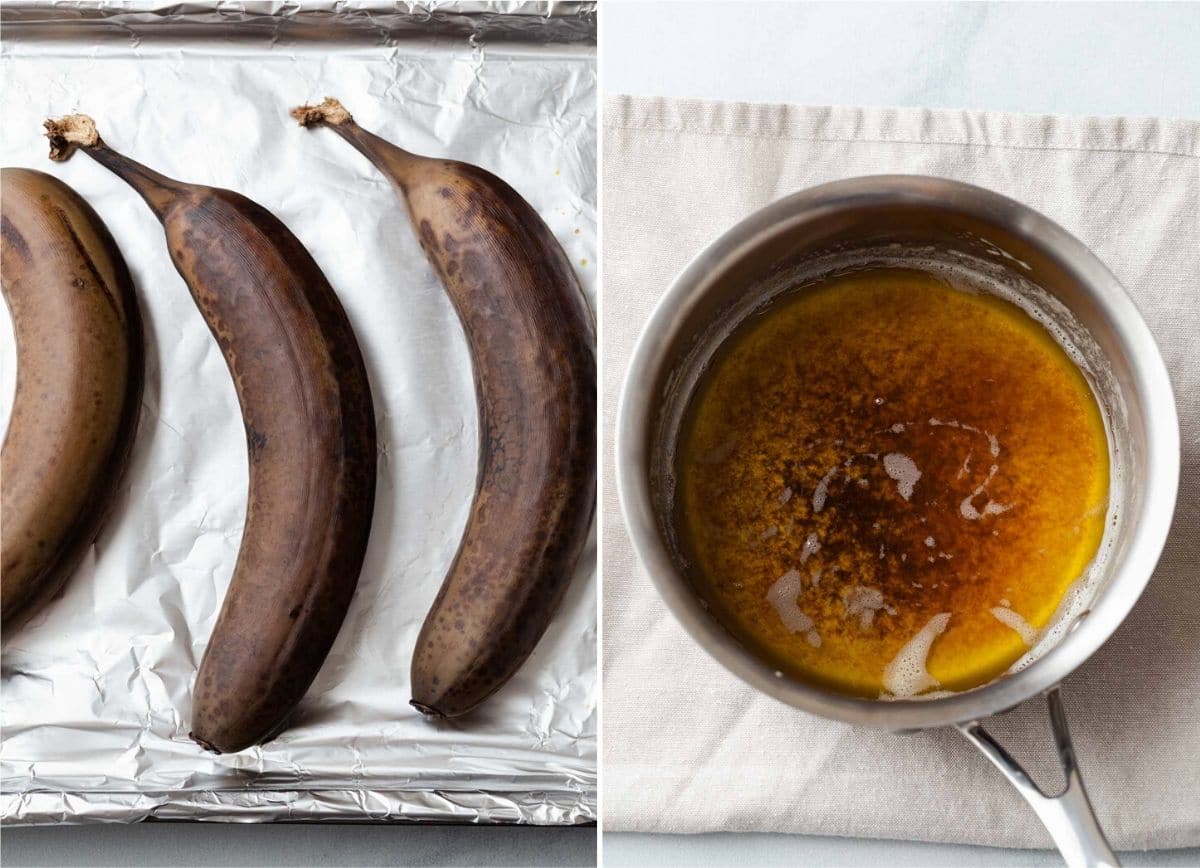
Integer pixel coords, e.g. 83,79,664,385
0,1,596,826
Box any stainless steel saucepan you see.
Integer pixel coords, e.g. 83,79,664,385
615,176,1179,868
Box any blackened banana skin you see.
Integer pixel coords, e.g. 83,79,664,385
46,114,377,752
293,98,595,719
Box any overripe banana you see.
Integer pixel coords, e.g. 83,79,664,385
44,114,377,752
292,98,596,719
1,168,144,631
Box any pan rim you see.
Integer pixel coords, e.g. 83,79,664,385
614,174,1181,730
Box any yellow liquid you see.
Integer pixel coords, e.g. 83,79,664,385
677,268,1109,698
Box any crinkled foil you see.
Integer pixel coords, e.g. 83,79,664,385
0,1,596,826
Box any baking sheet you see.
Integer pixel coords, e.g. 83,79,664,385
0,1,596,825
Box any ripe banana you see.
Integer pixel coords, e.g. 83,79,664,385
1,168,144,631
44,114,377,752
292,98,596,719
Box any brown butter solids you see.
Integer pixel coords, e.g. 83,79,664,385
678,269,1109,697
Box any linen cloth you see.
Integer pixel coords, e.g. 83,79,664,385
601,95,1200,848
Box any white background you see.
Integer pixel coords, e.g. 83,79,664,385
603,1,1200,117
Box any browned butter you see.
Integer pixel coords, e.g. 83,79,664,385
676,268,1109,698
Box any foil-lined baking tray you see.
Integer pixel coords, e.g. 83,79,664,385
0,1,596,826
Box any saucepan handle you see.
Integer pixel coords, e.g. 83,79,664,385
956,686,1118,868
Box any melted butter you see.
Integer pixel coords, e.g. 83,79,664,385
676,268,1109,698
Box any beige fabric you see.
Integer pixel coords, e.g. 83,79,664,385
600,95,1200,848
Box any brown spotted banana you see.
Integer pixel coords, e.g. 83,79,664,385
1,168,144,632
292,97,596,719
44,114,377,752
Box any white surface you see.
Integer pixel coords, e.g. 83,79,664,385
602,1,1200,118
601,1,1200,866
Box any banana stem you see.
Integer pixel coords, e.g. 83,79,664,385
82,145,182,218
335,122,423,181
44,114,182,218
291,97,422,183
